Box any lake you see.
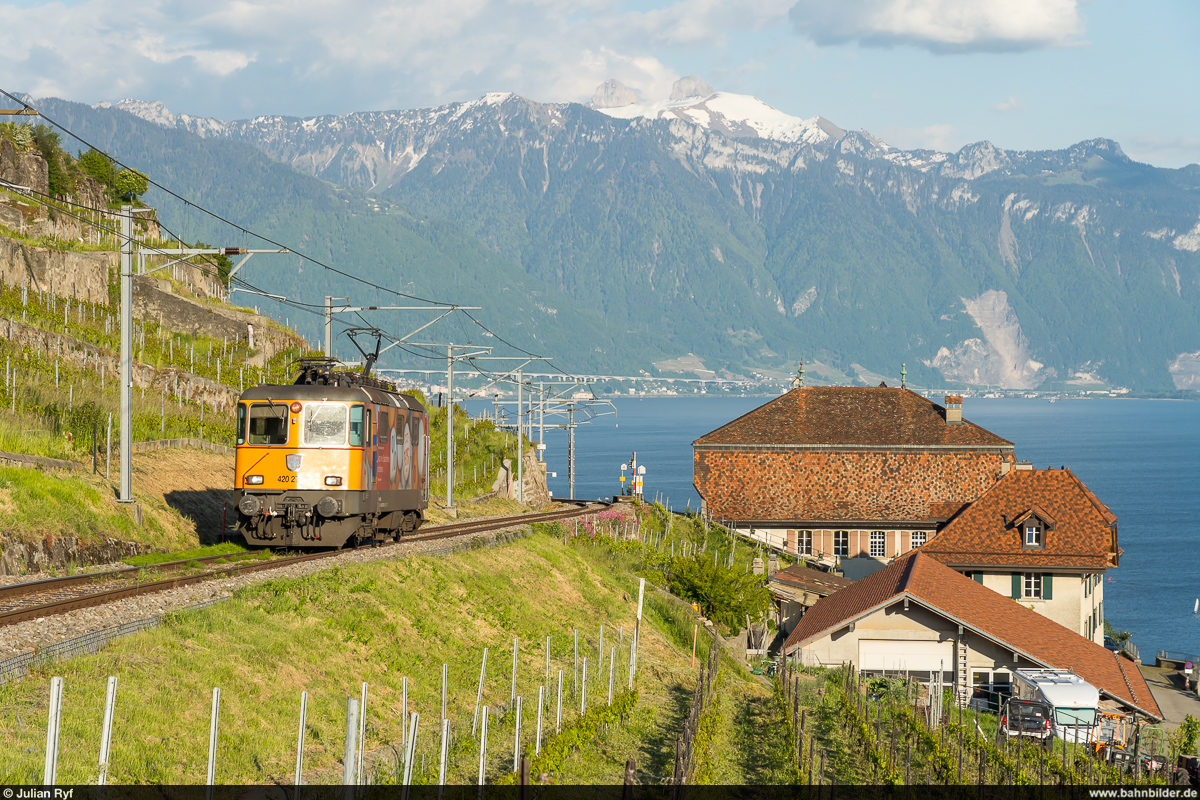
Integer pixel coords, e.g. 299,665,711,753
464,395,1200,658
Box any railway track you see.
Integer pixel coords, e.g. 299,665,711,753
0,500,607,628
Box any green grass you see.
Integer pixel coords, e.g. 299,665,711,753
0,526,707,785
0,465,166,545
699,666,795,784
121,542,251,567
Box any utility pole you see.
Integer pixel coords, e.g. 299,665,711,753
517,368,524,504
568,404,576,500
118,206,133,503
447,342,455,509
538,382,545,462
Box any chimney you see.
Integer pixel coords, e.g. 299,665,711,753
944,395,963,425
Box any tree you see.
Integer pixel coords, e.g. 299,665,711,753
77,148,116,188
1171,715,1199,756
667,554,771,631
113,168,149,201
31,123,71,197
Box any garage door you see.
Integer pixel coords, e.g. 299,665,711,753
858,639,953,673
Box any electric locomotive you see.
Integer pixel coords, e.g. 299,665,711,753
233,358,429,548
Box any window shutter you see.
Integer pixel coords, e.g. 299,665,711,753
1011,573,1021,599
973,573,984,584
1043,574,1053,600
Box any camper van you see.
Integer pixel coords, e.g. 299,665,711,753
1013,668,1100,744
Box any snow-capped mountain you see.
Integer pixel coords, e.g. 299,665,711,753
588,77,845,148
101,79,1138,190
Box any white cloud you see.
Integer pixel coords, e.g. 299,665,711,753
789,0,1085,53
879,123,956,151
990,94,1022,113
0,0,790,119
1122,134,1200,169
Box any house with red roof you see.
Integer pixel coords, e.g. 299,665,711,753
693,386,1015,579
921,466,1119,645
783,551,1160,722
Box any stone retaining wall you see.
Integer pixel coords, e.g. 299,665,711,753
130,438,234,456
0,449,79,471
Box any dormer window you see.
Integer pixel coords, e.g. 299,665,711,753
1014,509,1053,549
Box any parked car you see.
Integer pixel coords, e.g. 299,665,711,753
1104,635,1120,653
999,699,1054,744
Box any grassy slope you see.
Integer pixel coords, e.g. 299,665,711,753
0,525,718,784
0,447,241,556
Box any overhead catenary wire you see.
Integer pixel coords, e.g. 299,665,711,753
0,87,597,384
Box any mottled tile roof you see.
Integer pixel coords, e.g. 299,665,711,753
769,564,855,596
783,552,1160,719
922,468,1118,570
693,387,1013,449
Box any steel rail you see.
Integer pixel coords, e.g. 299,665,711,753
0,501,608,628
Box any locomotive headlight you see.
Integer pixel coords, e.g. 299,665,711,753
245,475,264,485
316,496,340,518
238,494,263,516
324,476,343,486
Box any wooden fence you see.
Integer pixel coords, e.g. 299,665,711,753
671,636,719,790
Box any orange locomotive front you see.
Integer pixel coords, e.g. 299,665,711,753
233,362,428,548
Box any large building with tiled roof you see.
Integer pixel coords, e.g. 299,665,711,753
783,551,1161,722
922,467,1119,644
693,386,1015,578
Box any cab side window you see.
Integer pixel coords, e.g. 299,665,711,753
349,405,365,447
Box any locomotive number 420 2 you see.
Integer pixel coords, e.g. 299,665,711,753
277,475,297,484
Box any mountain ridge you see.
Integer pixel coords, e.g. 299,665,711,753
65,86,1200,392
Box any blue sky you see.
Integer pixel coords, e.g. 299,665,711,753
2,0,1197,166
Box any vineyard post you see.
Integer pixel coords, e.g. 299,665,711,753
890,718,897,777
294,690,308,792
477,707,489,793
556,670,563,734
535,686,544,756
95,675,119,786
207,687,221,796
43,676,64,786
512,696,522,772
341,696,358,789
957,715,963,783
357,682,368,785
472,649,489,736
438,718,449,792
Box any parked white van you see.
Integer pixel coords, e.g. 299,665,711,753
1013,668,1100,744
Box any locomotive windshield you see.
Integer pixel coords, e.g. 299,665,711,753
244,403,289,445
304,403,349,446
